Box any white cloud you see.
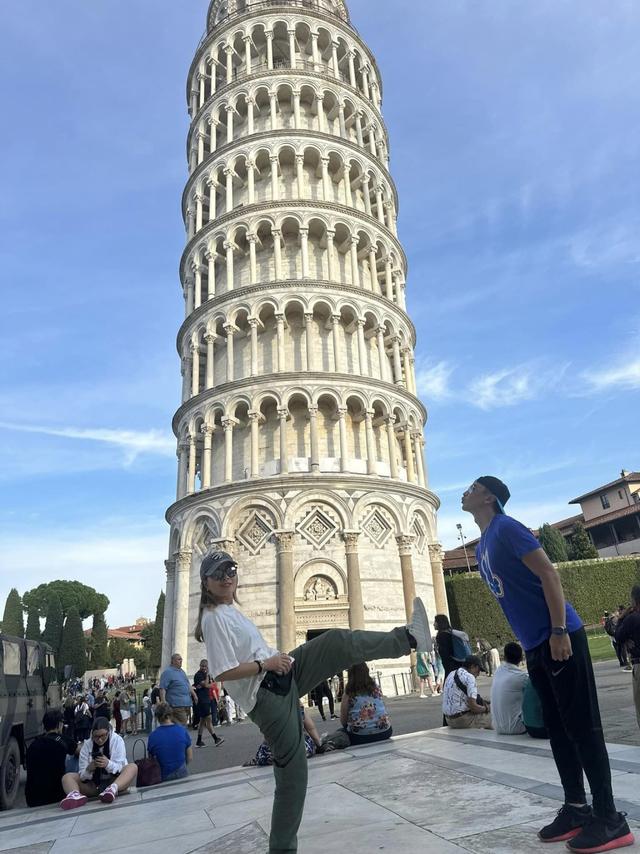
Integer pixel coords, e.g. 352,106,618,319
0,422,174,465
468,363,568,410
569,223,640,270
415,360,454,401
583,359,640,392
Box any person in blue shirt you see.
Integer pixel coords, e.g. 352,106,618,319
147,703,193,781
159,653,198,727
463,475,633,854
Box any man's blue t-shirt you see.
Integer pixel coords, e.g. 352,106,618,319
147,724,191,777
159,666,192,707
476,515,582,651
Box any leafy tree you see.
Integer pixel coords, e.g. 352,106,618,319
58,606,86,680
2,589,24,637
538,523,569,563
25,606,41,641
569,522,598,560
108,637,131,668
41,595,64,658
91,612,109,668
149,592,165,675
133,647,151,674
23,581,109,620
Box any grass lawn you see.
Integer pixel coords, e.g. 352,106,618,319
588,633,617,662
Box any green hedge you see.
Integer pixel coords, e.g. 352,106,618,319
445,557,640,646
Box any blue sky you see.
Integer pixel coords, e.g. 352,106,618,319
1,1,638,628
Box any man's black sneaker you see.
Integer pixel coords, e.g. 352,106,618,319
196,738,205,747
566,812,634,853
538,804,592,843
214,737,225,747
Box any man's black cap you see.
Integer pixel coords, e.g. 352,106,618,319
476,476,511,513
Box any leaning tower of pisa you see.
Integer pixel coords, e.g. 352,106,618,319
162,0,447,692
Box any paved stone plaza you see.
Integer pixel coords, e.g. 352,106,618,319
2,727,640,853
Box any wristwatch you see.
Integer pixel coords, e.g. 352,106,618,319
255,659,264,674
551,626,568,636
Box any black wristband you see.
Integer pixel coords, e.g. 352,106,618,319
255,659,263,674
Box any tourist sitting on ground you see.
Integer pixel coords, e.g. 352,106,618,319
244,705,323,766
60,717,137,810
340,663,392,745
147,702,193,782
442,655,493,730
25,709,78,807
490,642,528,734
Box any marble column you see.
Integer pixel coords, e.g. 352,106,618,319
343,531,365,630
403,425,416,483
386,417,399,479
173,549,192,665
190,342,200,397
396,534,417,682
248,410,261,478
187,434,197,494
278,408,289,474
331,314,342,372
161,559,176,669
249,318,259,375
275,531,296,652
176,440,189,499
204,333,216,389
276,313,286,371
308,405,320,474
338,406,348,472
201,424,213,489
304,312,314,370
224,324,235,381
364,409,376,475
356,318,367,375
222,417,234,482
429,543,448,616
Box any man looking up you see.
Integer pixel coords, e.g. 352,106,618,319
463,476,633,854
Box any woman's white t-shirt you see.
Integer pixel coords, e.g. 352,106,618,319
201,604,279,714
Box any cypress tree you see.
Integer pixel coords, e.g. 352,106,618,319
58,606,86,680
91,612,109,668
538,523,569,563
2,589,24,637
569,522,599,560
150,591,165,676
42,595,64,658
25,606,41,641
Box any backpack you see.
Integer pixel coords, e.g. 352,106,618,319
74,704,90,726
604,615,617,637
451,629,473,661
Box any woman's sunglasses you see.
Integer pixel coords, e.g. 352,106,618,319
209,565,238,581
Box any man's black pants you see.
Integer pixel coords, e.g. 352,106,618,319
526,627,616,820
314,682,335,720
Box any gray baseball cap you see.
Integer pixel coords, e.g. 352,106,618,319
200,551,237,582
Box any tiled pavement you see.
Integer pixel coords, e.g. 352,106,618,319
2,728,640,853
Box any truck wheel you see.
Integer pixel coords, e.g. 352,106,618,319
0,737,20,810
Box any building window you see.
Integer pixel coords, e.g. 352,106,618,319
618,490,624,500
601,494,610,510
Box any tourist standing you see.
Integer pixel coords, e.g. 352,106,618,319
159,653,197,727
193,660,225,747
614,586,640,730
195,550,431,854
463,475,633,852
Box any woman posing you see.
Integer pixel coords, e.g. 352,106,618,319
196,550,431,854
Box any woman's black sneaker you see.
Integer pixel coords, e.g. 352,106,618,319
566,812,634,853
538,804,592,842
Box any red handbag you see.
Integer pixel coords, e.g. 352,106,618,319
132,738,162,787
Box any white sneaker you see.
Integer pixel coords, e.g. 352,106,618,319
408,597,433,653
419,693,427,698
99,783,118,804
60,790,87,810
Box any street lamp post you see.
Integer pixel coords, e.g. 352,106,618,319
456,523,472,573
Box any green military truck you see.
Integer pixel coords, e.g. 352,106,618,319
0,634,60,809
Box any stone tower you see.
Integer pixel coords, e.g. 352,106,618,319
162,0,446,691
